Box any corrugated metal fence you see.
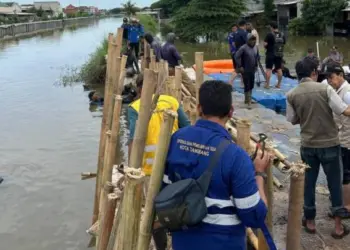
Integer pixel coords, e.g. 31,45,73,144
0,17,96,39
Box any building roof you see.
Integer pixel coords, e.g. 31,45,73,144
275,0,301,5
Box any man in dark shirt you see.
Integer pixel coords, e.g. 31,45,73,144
121,17,129,41
161,32,182,68
235,20,247,51
235,34,259,107
144,33,162,62
264,21,285,89
229,20,247,88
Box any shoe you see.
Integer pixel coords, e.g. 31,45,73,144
331,224,350,239
302,218,316,234
244,92,248,104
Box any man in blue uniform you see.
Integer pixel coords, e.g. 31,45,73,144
163,80,272,250
128,18,144,58
228,24,238,69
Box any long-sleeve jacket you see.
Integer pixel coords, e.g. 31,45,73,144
163,119,268,250
235,44,259,73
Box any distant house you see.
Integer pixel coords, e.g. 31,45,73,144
78,5,89,14
33,1,62,17
0,2,22,14
88,6,98,15
20,4,34,13
63,4,77,15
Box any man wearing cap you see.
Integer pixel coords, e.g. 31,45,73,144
326,63,350,217
235,33,259,107
121,17,129,41
128,18,144,58
286,57,350,239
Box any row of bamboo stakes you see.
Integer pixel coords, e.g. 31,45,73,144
82,27,307,250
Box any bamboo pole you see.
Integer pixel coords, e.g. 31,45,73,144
258,149,274,250
114,168,145,250
236,119,252,153
97,183,116,250
150,49,156,70
81,172,97,180
235,118,259,249
190,109,197,125
92,31,122,225
117,55,128,95
174,66,182,102
137,110,177,250
107,192,123,250
99,96,123,203
286,163,307,250
195,52,204,108
129,69,157,170
183,96,191,116
144,39,150,69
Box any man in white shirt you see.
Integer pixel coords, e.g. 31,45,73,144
327,63,350,216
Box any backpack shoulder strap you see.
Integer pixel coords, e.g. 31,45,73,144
197,139,231,192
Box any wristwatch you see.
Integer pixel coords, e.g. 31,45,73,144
255,171,267,181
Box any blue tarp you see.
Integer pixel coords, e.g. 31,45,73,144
208,72,299,111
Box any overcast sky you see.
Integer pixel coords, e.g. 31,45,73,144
15,0,155,9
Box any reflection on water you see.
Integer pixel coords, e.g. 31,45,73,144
0,18,123,250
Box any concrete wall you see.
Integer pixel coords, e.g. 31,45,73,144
0,17,96,40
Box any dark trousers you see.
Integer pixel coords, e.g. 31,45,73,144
242,72,255,93
301,145,343,219
342,147,350,185
129,42,140,58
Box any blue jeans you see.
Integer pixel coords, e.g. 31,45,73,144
301,145,344,220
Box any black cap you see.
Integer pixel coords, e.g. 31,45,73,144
123,17,128,22
326,63,344,75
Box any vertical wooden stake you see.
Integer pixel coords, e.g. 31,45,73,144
195,52,204,108
92,31,121,225
129,69,157,170
114,168,145,250
137,110,177,250
236,119,259,249
183,96,191,117
117,55,128,95
144,39,150,69
97,183,117,250
190,109,197,125
266,152,274,233
150,49,156,70
175,66,182,102
286,164,306,250
236,119,252,153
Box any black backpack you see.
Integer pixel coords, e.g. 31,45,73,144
154,139,231,231
274,32,284,58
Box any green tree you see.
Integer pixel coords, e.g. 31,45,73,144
172,0,246,41
301,0,347,34
122,1,138,16
151,0,191,17
36,7,44,17
263,0,274,22
109,7,123,14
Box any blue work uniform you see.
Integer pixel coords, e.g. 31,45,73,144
128,25,142,43
235,28,248,51
228,32,236,54
163,119,268,250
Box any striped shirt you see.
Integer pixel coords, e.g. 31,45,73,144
163,119,267,250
